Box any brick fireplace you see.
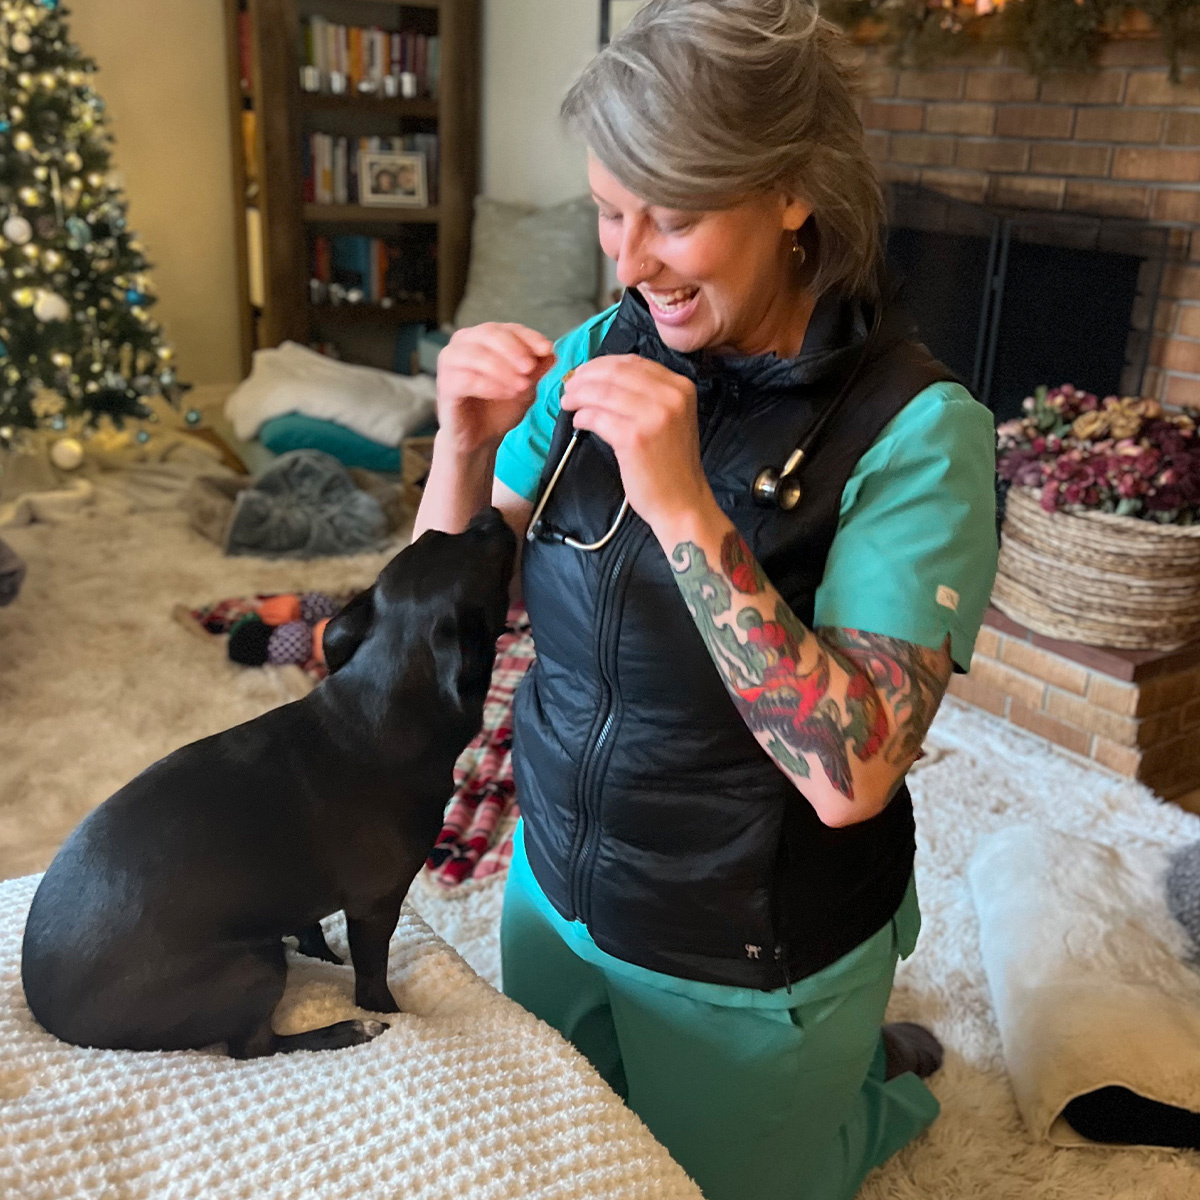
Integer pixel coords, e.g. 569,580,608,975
859,36,1200,806
859,35,1200,410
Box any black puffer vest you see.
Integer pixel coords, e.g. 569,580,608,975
514,286,953,989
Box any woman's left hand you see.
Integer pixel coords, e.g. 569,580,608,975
560,355,715,536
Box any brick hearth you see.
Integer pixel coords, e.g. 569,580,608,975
949,607,1200,805
859,35,1200,410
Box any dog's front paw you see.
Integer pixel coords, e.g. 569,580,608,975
356,983,401,1015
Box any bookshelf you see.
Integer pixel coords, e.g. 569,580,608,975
225,0,480,375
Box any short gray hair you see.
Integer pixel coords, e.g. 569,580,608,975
562,0,883,299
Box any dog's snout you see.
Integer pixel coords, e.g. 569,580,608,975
467,506,506,535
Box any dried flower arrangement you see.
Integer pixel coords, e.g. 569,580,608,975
997,384,1200,524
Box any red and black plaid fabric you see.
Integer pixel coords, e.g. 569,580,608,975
424,606,535,888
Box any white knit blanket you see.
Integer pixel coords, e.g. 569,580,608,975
0,876,703,1200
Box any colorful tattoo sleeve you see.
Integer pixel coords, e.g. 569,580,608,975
815,627,953,769
671,531,894,800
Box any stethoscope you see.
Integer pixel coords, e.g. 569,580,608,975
527,304,885,552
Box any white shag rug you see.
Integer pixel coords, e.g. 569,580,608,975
3,485,1200,1197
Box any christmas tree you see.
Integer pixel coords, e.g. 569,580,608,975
0,0,185,436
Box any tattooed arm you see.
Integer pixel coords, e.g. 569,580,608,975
661,503,953,828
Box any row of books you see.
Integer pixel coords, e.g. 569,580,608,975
310,234,437,306
303,134,439,207
301,18,439,99
234,13,440,101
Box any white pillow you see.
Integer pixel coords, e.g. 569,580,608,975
454,195,599,340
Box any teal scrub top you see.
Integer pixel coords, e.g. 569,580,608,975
495,302,999,670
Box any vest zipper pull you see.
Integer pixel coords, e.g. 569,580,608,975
774,944,792,995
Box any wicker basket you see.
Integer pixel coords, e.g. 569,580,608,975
993,487,1200,651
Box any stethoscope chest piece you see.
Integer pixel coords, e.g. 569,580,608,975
752,468,802,510
751,447,806,511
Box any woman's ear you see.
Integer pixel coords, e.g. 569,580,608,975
322,587,375,673
780,192,813,235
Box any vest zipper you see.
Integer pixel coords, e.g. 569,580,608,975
570,518,638,924
571,377,731,930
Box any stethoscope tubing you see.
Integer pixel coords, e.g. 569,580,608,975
527,299,886,552
525,429,631,550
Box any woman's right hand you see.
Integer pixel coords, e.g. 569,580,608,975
435,323,557,457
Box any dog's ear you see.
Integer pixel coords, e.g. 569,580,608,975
322,587,375,673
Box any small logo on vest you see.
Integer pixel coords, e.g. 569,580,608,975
745,944,762,960
936,585,960,612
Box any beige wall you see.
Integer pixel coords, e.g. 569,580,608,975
68,0,242,385
60,0,599,386
481,0,595,205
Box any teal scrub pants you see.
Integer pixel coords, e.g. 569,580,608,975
501,824,939,1200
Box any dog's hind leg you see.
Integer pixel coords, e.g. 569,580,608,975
224,941,388,1058
231,1018,390,1058
346,889,405,1014
293,922,344,964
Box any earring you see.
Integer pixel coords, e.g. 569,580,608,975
791,230,806,266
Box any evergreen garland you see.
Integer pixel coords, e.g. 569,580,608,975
823,0,1200,79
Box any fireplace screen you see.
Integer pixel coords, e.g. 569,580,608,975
885,184,1169,426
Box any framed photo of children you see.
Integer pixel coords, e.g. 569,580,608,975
601,0,649,43
360,151,428,208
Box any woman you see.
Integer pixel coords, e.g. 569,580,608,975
414,2,997,1196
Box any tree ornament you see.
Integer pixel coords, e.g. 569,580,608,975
13,288,36,307
33,290,70,322
3,215,33,245
12,32,32,53
13,132,35,154
49,436,84,470
42,249,63,270
18,187,40,206
65,216,90,246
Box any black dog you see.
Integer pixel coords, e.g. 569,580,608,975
21,509,516,1058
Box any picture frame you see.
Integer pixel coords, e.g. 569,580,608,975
600,0,650,44
359,151,428,208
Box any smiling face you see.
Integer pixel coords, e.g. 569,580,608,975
589,154,815,360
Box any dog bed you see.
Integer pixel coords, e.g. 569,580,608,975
0,874,703,1199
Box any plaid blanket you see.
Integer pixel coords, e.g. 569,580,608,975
426,607,534,888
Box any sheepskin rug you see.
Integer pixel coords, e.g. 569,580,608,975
2,486,1199,1198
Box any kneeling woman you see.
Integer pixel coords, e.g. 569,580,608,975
416,2,998,1196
